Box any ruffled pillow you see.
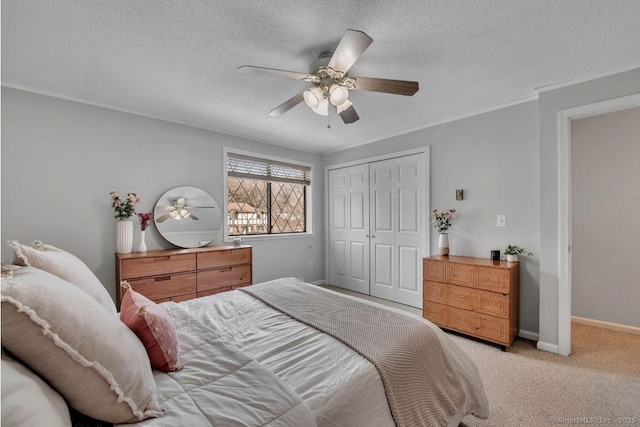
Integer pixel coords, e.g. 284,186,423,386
120,282,181,372
8,240,117,315
1,267,162,423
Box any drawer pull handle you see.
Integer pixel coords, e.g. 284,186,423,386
155,276,171,282
154,256,171,261
219,267,232,272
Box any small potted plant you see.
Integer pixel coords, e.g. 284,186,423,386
503,245,533,263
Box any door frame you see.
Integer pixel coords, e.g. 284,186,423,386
555,93,640,356
324,147,431,292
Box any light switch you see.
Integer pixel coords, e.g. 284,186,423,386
497,215,507,227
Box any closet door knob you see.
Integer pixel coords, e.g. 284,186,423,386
371,235,376,238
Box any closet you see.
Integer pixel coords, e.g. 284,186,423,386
328,152,426,308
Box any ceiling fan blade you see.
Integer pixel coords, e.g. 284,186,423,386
327,29,373,74
188,213,199,221
237,65,313,81
156,213,171,223
339,105,360,124
268,92,305,116
350,76,419,96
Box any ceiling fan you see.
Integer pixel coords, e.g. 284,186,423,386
238,29,419,124
155,198,216,223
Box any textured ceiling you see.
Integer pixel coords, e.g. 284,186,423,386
2,1,640,153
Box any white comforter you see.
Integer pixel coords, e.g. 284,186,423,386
122,282,488,427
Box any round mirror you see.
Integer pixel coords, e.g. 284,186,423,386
154,186,222,248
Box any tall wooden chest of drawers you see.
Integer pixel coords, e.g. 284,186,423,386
116,245,252,308
423,255,519,349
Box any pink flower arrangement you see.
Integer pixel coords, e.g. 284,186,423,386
430,208,456,233
110,191,141,219
138,212,153,231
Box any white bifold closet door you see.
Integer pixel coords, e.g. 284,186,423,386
328,163,370,294
328,153,425,308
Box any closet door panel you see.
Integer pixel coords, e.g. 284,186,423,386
369,159,396,301
328,168,349,288
398,245,420,293
394,153,425,308
346,164,370,294
331,240,347,279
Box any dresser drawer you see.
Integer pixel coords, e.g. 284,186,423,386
448,285,475,311
197,264,252,292
424,281,448,304
424,260,447,282
126,273,197,301
476,313,510,344
477,267,509,293
197,248,252,270
448,264,476,287
121,254,196,279
449,307,475,334
423,302,449,326
475,289,509,318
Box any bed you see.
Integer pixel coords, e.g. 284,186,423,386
1,241,489,427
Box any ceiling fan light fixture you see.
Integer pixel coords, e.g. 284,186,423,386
303,87,323,109
311,97,329,116
329,84,349,106
336,99,353,114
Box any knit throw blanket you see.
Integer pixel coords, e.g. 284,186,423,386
240,279,464,427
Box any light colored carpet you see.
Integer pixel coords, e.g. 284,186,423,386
320,285,640,426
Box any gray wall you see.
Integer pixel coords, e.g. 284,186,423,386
324,101,541,335
1,87,325,302
538,68,640,347
571,106,640,327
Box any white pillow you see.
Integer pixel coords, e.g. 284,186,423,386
1,350,72,427
8,240,117,315
1,267,163,423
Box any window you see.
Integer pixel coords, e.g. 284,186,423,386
225,151,311,237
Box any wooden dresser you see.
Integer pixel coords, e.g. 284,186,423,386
116,245,252,308
423,255,519,350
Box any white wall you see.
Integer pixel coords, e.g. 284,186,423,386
538,68,640,347
324,101,541,334
570,106,640,327
1,87,325,302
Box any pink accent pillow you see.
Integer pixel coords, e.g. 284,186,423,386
120,288,181,372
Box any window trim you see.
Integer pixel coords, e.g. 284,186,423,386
223,147,313,243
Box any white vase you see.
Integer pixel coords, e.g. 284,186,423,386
138,229,147,253
438,233,449,255
116,220,133,254
506,254,518,262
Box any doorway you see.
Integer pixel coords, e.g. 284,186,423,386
556,93,640,355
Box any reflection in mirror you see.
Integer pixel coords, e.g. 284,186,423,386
154,186,222,248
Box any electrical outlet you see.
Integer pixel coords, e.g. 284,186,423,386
308,260,314,268
497,215,507,227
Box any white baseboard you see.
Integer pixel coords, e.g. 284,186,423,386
536,341,559,354
572,316,640,335
518,330,539,341
310,279,327,286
